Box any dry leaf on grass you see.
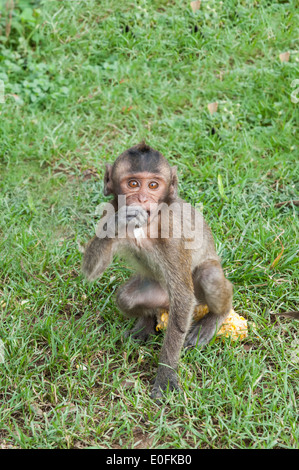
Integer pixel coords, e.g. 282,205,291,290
274,200,299,208
279,51,290,62
208,102,218,114
190,1,201,12
82,168,99,180
77,241,85,253
121,379,135,390
274,311,299,320
270,236,284,269
56,403,77,414
30,403,44,417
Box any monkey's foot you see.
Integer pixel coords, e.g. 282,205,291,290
150,371,181,401
125,316,157,343
184,312,227,348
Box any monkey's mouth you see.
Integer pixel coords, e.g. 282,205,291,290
146,206,159,220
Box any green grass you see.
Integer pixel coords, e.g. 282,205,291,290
0,0,298,449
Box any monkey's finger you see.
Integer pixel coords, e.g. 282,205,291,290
126,207,148,227
126,206,148,217
117,206,142,225
125,210,142,221
126,213,140,221
135,213,148,227
117,206,139,217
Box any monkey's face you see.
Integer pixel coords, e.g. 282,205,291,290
118,171,169,217
104,143,178,216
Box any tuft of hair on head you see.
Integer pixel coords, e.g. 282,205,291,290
112,141,171,181
135,140,151,152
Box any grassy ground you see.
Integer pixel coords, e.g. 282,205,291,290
0,0,298,449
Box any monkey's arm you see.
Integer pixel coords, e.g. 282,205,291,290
82,205,148,282
82,236,115,282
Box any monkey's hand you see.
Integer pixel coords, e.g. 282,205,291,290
114,205,148,236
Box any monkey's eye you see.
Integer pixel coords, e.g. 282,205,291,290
148,181,159,190
128,180,139,188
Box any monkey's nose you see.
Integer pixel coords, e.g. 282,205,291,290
138,194,148,203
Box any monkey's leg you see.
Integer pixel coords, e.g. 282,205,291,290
116,276,169,342
184,260,233,348
151,284,196,400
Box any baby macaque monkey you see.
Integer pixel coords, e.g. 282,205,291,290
82,142,233,399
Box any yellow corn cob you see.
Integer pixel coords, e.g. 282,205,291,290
156,305,248,340
216,309,248,340
156,309,169,330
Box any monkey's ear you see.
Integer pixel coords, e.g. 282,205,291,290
169,166,178,199
103,164,113,196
